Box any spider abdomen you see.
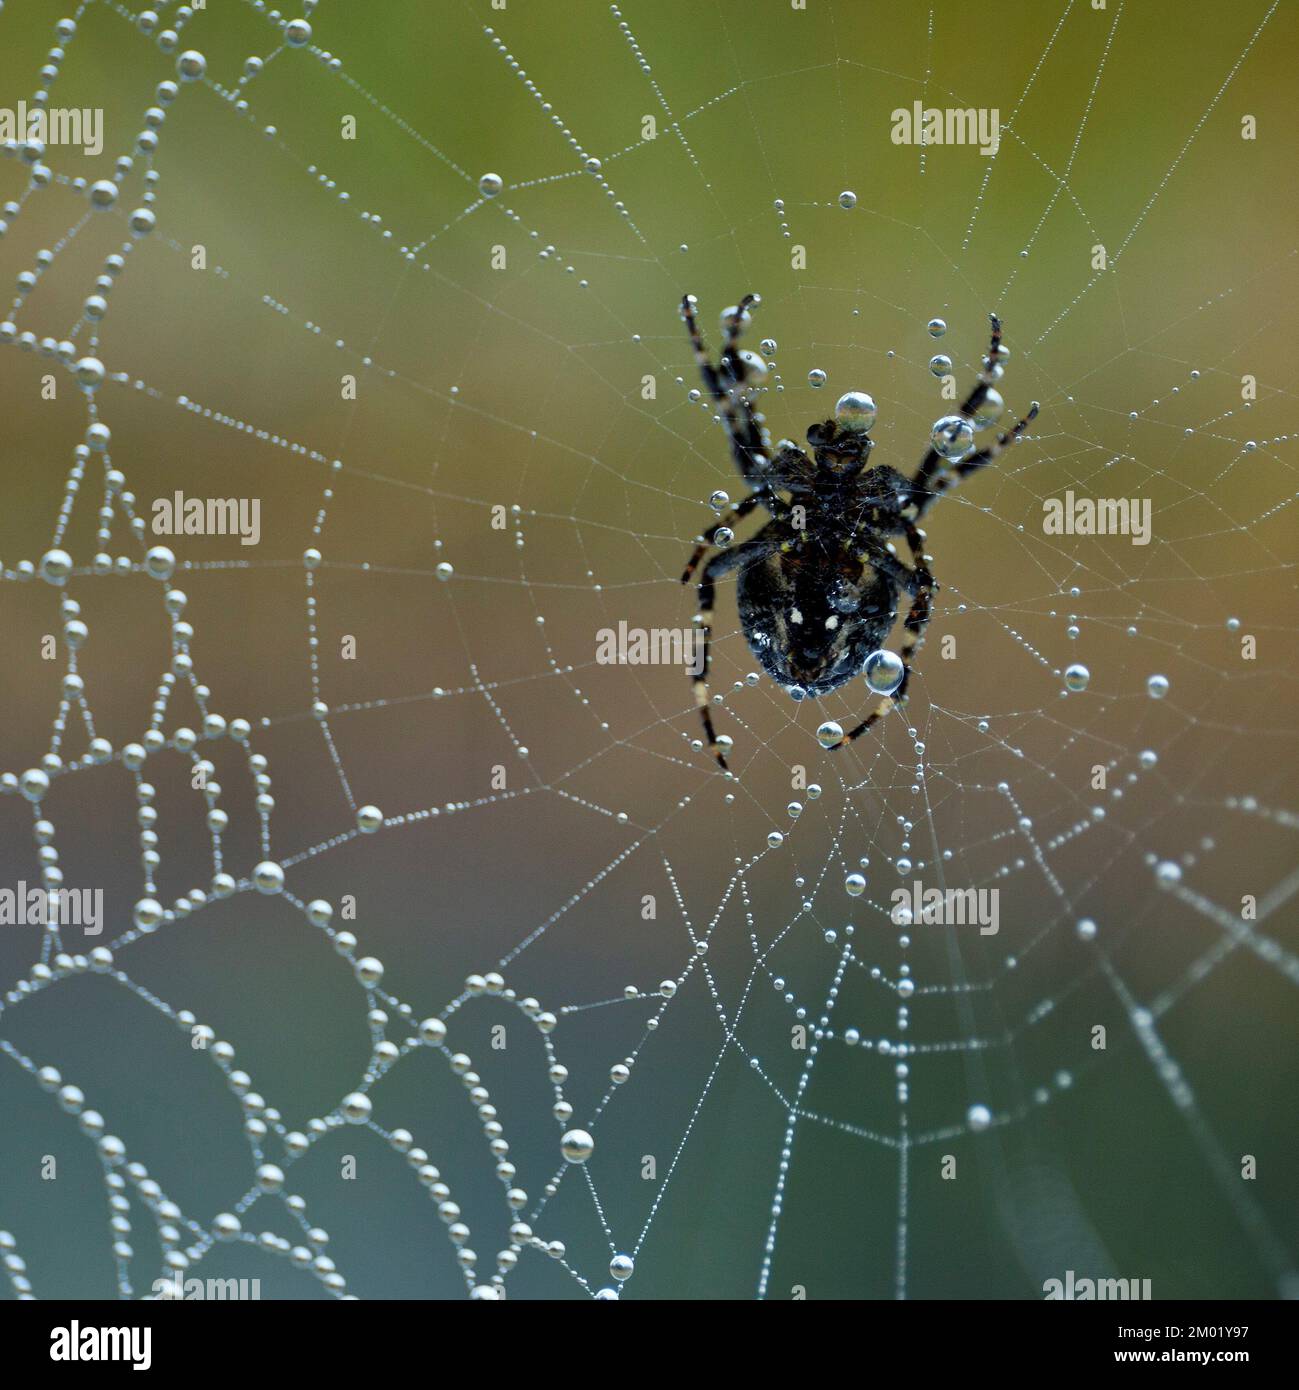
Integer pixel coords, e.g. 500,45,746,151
736,548,897,700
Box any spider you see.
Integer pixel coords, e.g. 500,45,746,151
679,292,1038,770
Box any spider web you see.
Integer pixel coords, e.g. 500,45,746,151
1,0,1297,1302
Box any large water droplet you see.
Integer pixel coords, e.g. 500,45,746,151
864,649,904,695
834,390,876,434
1064,663,1090,693
816,720,844,749
930,415,974,462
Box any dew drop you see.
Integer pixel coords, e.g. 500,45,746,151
834,390,876,434
864,649,904,695
816,720,844,749
967,1104,992,1132
930,415,974,463
1064,663,1090,693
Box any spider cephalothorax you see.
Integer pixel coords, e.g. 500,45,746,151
679,292,1038,769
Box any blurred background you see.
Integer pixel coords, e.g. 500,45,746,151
0,0,1296,1300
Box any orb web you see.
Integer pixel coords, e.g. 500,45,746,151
0,0,1296,1301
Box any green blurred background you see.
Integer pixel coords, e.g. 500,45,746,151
0,0,1296,1300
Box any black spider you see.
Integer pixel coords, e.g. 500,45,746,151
679,293,1038,770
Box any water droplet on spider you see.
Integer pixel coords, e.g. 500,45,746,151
478,172,503,197
709,490,730,511
930,414,974,462
808,369,827,389
786,683,806,701
972,387,1004,430
926,318,947,338
713,526,734,547
834,390,876,434
838,189,857,210
844,872,866,897
864,649,904,695
1147,674,1169,699
767,831,784,848
816,720,843,749
829,578,861,614
928,354,953,378
1064,663,1090,692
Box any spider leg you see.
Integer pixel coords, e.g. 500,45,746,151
912,401,1039,519
680,492,766,584
681,293,773,490
828,521,936,751
689,536,771,770
909,313,1023,516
